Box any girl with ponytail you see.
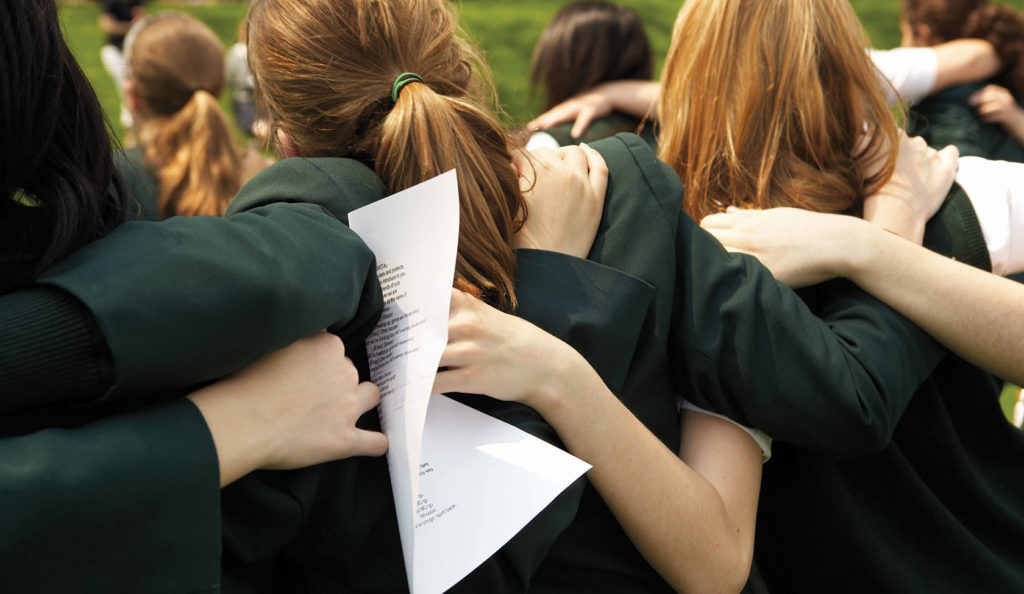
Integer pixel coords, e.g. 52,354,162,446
122,12,270,219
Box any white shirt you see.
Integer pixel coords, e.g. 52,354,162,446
869,47,939,106
956,157,1024,276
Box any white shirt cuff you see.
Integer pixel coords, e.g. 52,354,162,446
680,400,772,463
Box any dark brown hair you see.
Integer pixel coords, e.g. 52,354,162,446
530,1,653,110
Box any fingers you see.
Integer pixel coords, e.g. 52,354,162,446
432,368,461,396
527,101,578,131
579,142,609,197
700,206,756,229
556,143,588,171
570,107,596,139
353,380,381,413
699,212,737,229
937,144,960,174
349,429,389,457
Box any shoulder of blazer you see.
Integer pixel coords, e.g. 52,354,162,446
589,133,683,225
227,157,387,224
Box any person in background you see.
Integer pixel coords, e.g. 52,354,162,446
225,19,261,137
526,1,657,151
119,12,272,219
97,0,144,129
528,38,1000,137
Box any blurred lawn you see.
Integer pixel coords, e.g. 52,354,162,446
59,0,1024,422
61,0,1024,132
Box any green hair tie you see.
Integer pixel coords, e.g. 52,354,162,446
391,72,423,103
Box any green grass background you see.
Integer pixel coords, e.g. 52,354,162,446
58,0,1024,422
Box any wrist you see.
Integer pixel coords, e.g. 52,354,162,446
865,197,927,245
841,218,885,281
188,378,279,485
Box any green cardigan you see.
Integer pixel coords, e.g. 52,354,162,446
0,187,383,592
215,134,953,593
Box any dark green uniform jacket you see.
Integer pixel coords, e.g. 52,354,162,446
115,146,162,221
678,184,1024,591
5,132,1005,592
215,134,950,593
0,197,382,593
910,80,1024,161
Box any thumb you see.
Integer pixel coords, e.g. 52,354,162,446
937,144,959,172
348,430,389,457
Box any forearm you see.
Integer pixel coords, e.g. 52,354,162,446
533,357,753,593
676,213,942,456
842,220,1024,385
931,39,1000,92
600,80,660,120
188,381,275,487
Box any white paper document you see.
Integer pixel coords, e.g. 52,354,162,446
348,170,590,594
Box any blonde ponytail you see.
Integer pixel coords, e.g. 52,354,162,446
127,12,243,218
143,89,241,217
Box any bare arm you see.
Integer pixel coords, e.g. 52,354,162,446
188,332,387,486
931,39,1001,93
434,290,761,593
527,80,660,139
708,208,1024,386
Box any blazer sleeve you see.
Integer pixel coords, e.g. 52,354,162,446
670,212,948,458
0,398,221,594
34,158,386,402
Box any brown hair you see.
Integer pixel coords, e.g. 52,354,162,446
659,0,899,220
902,0,1024,97
248,0,526,309
126,12,241,218
530,1,653,110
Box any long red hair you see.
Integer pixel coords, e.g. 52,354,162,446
659,0,899,220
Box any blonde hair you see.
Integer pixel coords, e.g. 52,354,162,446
658,0,899,220
126,12,241,217
248,0,525,308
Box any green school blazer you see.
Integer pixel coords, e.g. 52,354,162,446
910,80,1024,162
216,135,955,593
0,176,385,593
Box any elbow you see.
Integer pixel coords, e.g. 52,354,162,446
668,536,754,594
811,404,896,459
